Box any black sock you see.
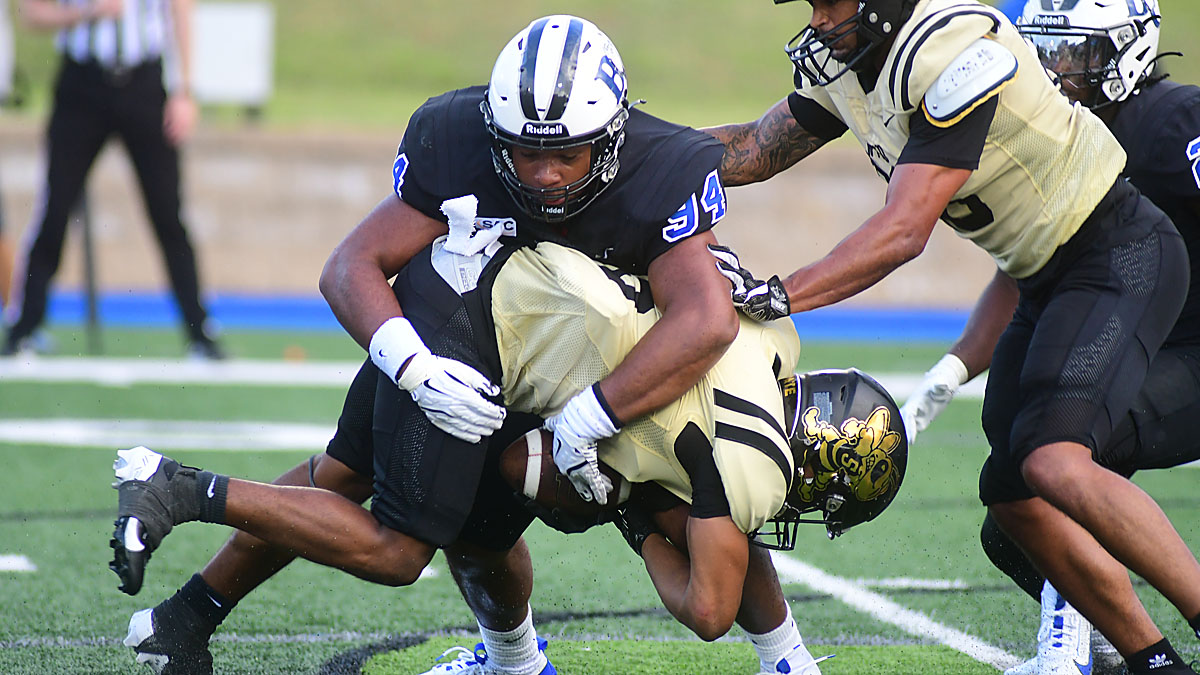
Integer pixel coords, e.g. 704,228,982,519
176,573,234,632
1190,611,1200,641
1128,638,1186,674
194,471,229,524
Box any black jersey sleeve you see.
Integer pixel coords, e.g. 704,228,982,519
787,91,849,142
620,112,729,267
394,101,449,221
897,95,997,170
675,423,732,520
393,86,494,222
1144,85,1200,200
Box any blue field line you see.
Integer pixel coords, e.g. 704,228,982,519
34,291,970,341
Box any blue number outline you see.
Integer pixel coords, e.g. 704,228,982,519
393,153,410,195
700,170,727,224
664,194,699,243
1188,135,1200,191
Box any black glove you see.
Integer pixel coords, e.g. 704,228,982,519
613,506,659,558
708,244,791,322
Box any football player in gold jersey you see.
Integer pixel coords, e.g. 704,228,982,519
704,1,1200,673
107,236,915,674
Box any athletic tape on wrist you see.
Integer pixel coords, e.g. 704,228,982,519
369,317,425,388
934,353,970,387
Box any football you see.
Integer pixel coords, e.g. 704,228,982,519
499,428,631,519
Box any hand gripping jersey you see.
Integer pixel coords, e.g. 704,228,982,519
794,0,1126,278
489,243,802,534
393,86,728,275
1109,79,1200,345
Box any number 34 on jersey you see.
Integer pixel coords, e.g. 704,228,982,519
663,169,727,243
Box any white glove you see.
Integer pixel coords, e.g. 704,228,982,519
543,384,619,505
370,317,505,443
899,353,969,446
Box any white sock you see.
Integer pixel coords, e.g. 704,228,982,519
747,605,806,672
477,606,546,675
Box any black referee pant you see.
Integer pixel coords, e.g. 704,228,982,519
6,58,210,345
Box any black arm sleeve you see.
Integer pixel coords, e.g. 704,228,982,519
787,91,848,142
897,95,998,170
674,423,731,519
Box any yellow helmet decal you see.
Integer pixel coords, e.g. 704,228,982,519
799,405,903,503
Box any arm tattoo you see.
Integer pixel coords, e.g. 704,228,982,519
705,101,828,187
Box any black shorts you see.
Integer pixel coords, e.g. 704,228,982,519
979,181,1189,506
1101,344,1200,475
326,245,538,550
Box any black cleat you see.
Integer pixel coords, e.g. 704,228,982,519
110,447,205,595
124,607,214,675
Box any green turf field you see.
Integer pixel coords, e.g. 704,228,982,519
2,330,1198,673
9,1,1200,131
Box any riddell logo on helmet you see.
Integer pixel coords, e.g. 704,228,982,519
1031,14,1070,26
523,122,567,137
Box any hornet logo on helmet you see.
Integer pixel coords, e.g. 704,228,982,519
796,405,904,505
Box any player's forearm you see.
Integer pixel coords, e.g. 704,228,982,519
169,0,193,95
782,208,930,313
319,195,447,349
947,268,1018,380
319,257,403,351
20,0,94,30
703,99,825,187
599,302,736,424
642,516,748,641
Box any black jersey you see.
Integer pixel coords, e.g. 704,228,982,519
392,85,727,275
1110,80,1200,345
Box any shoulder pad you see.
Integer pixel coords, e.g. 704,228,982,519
923,38,1017,126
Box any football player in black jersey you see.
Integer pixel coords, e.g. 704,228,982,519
106,15,829,675
702,1,1200,674
902,1,1200,672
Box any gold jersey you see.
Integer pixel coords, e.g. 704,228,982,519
491,243,802,534
795,0,1126,278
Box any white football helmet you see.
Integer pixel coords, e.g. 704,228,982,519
482,15,630,223
1016,0,1161,108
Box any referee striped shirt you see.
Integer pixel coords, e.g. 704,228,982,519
55,0,171,69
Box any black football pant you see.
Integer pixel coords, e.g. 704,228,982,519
6,58,209,343
981,344,1200,600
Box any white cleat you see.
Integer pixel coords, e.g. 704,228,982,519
1004,581,1093,675
758,644,833,674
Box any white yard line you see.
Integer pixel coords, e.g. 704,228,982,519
853,577,969,590
771,553,1019,672
0,356,362,387
0,356,988,399
0,419,332,451
0,554,37,572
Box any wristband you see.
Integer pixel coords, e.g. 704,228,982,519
369,317,426,388
931,353,969,387
560,384,622,443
